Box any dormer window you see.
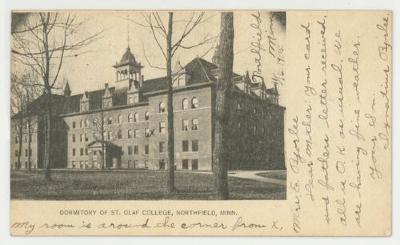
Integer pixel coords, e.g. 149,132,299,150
191,97,199,109
159,102,166,113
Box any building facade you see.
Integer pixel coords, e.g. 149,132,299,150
11,46,285,171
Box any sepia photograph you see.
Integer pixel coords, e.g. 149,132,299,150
10,10,287,201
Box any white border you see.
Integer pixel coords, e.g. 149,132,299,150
1,1,398,245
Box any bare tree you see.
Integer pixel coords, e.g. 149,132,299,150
11,12,102,180
213,12,234,200
11,72,42,171
128,12,215,193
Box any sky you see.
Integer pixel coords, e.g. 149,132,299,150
11,11,286,104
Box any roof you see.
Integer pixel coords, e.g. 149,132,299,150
14,57,280,117
12,93,68,119
114,46,139,67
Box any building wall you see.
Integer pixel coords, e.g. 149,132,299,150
11,84,285,172
228,90,286,170
10,116,39,170
61,85,213,171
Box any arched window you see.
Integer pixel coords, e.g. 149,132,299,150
72,121,76,128
134,113,139,122
159,102,166,113
191,97,199,109
118,115,123,124
80,120,83,128
182,98,189,110
128,113,134,123
85,119,90,128
145,111,150,120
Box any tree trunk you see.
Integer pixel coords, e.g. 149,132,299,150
166,12,175,193
44,91,52,181
28,118,32,171
213,12,234,200
101,110,106,170
17,117,23,170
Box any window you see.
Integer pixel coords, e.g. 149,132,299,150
145,128,151,137
192,159,198,170
29,148,32,156
159,121,166,134
128,113,134,123
128,146,133,155
118,115,123,124
134,145,139,155
80,120,83,128
159,102,166,113
80,134,83,142
25,149,28,157
107,131,112,140
117,130,122,139
72,121,76,128
253,125,257,135
145,145,149,155
80,148,84,156
145,111,150,120
191,97,199,108
15,150,18,157
192,118,199,130
85,148,88,155
237,102,242,110
133,95,139,103
182,98,189,110
182,159,189,170
192,140,199,152
182,140,189,152
85,134,89,142
72,134,76,142
85,119,90,128
134,129,138,138
108,117,113,125
159,159,166,170
134,113,139,122
159,141,165,153
128,95,134,104
182,119,189,131
15,136,18,144
128,129,132,138
24,135,27,143
72,148,76,156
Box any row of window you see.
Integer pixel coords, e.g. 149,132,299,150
71,140,199,157
14,149,32,157
71,119,200,143
14,135,32,144
72,97,201,129
70,159,199,170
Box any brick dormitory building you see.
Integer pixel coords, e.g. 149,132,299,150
10,46,285,171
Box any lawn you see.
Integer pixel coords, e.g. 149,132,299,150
11,170,286,200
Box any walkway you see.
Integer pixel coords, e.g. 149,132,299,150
228,171,286,186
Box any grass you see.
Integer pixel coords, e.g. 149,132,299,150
255,171,287,180
11,170,286,200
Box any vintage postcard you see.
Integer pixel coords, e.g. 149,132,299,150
9,10,391,236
